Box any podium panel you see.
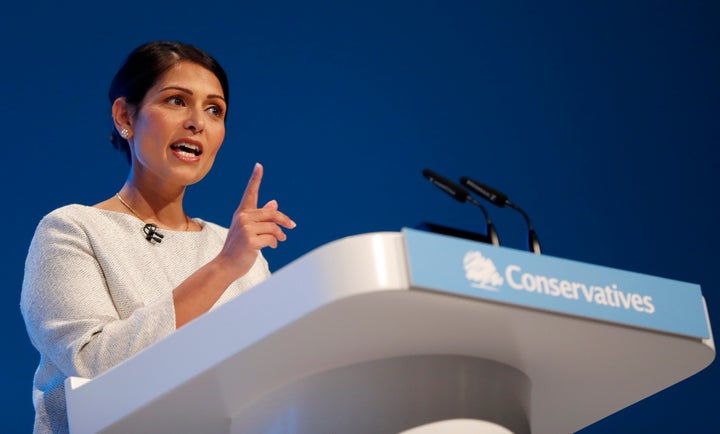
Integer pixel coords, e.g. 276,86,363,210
65,231,715,434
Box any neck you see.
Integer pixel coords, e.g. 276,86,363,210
117,184,190,231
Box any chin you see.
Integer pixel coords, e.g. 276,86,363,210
172,167,212,186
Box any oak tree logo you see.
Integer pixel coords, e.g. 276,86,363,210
463,250,504,291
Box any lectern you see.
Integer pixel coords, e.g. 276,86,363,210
65,229,715,434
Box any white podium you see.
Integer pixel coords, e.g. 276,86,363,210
65,231,715,434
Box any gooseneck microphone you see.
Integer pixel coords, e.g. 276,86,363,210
460,176,541,254
422,169,500,246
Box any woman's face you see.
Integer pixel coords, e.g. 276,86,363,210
128,61,227,188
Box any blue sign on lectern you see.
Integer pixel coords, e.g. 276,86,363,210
402,227,710,339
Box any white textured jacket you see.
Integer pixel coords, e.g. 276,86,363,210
21,205,270,434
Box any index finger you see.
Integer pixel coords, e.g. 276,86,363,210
238,162,264,211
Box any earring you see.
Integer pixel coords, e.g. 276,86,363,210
120,128,130,139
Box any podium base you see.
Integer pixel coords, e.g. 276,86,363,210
230,355,530,434
400,419,514,434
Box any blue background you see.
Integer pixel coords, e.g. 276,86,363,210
3,1,717,432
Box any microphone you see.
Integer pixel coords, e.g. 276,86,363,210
143,223,164,244
460,176,541,254
422,169,499,246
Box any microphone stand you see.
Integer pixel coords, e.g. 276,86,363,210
467,197,500,246
422,169,500,246
460,176,541,254
507,202,541,254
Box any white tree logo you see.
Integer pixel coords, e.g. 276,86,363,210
463,250,504,291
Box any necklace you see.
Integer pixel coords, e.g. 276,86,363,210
116,193,190,243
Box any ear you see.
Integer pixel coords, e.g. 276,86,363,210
111,97,134,137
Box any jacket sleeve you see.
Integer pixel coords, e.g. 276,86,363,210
20,212,177,379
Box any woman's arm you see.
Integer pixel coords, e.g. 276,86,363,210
21,212,177,379
172,163,295,327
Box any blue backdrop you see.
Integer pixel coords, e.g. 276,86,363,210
3,1,717,432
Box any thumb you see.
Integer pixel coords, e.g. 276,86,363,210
263,199,279,210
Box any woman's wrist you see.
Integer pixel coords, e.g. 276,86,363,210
207,253,254,285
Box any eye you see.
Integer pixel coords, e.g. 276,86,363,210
166,96,186,106
207,105,225,119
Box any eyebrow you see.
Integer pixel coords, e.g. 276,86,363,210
159,85,226,102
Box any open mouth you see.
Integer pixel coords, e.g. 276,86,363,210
170,142,203,157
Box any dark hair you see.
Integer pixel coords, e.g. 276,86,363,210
108,40,230,163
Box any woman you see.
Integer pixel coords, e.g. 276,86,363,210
20,40,295,433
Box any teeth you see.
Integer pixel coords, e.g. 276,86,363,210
172,142,201,156
176,142,199,152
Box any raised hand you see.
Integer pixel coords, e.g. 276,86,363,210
218,163,296,279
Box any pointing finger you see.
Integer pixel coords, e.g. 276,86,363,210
238,162,263,211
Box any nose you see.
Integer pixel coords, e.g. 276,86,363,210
184,109,205,133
